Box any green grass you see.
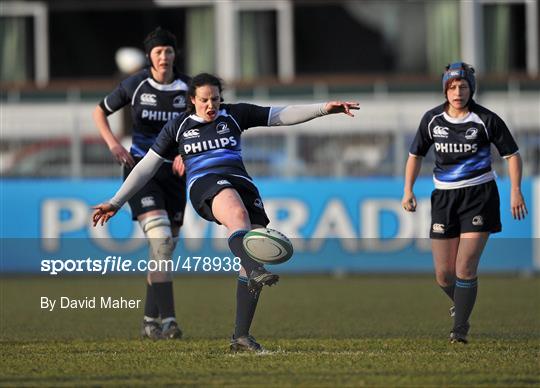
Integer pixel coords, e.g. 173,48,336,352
1,275,539,386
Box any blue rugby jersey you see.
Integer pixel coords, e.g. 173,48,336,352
151,103,271,190
99,68,190,159
409,101,518,189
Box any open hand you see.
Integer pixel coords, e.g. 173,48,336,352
324,101,360,117
511,189,528,220
92,203,119,226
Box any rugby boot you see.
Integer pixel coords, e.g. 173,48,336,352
450,322,470,344
162,320,183,339
230,334,264,352
247,266,279,293
140,320,163,340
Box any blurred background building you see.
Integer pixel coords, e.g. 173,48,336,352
1,0,539,178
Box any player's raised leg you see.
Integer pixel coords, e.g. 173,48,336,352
211,188,273,352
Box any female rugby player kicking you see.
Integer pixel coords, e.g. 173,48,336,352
93,72,359,351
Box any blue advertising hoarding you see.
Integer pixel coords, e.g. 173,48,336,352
1,178,538,273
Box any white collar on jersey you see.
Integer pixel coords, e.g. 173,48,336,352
147,77,188,91
189,109,229,123
443,112,486,127
443,110,489,138
443,111,474,124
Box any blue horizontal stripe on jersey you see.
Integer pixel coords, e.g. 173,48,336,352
434,146,491,182
185,148,247,186
132,133,157,156
130,143,148,158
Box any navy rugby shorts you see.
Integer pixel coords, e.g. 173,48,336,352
123,156,187,226
430,180,501,239
189,173,270,227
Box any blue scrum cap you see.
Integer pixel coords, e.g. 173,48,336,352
442,62,476,97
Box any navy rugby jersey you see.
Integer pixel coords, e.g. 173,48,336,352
410,101,518,189
100,68,190,159
151,103,270,190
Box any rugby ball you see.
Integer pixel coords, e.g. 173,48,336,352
243,228,293,265
115,47,145,74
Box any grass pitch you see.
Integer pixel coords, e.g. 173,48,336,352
1,275,539,386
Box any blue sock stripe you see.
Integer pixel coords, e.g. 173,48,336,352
238,276,248,284
228,229,249,243
456,282,476,288
456,278,478,288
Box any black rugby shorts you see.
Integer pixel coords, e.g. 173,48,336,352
430,180,501,239
123,157,187,226
189,173,270,227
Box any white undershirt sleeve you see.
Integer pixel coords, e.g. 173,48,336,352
109,149,165,208
268,103,327,126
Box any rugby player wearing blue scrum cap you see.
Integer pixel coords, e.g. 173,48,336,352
402,62,527,343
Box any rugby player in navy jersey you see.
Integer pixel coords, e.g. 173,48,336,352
402,62,527,344
92,27,190,340
92,72,359,351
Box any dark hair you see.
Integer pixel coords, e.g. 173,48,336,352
143,27,178,56
186,73,224,113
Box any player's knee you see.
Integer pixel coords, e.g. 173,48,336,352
141,214,171,236
456,268,477,279
141,214,175,263
456,260,479,279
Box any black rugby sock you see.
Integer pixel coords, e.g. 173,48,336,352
143,283,159,319
453,277,478,333
440,284,455,302
234,276,259,337
228,229,260,274
152,281,176,319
